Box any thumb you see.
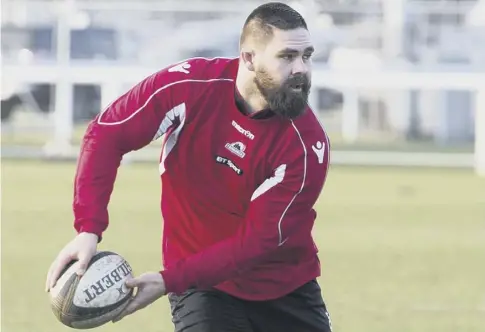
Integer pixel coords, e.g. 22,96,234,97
76,251,92,276
125,277,142,288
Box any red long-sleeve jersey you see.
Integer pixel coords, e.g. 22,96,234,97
73,57,331,300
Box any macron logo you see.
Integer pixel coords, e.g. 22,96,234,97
168,61,191,74
232,120,255,140
312,141,325,164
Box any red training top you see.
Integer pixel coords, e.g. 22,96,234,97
73,57,331,301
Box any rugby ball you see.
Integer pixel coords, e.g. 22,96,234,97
49,251,134,329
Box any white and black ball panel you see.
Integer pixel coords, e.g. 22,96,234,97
69,303,129,329
72,252,132,308
50,259,80,300
50,251,134,329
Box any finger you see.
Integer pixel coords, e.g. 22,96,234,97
125,276,142,288
112,297,140,323
49,254,73,290
76,250,92,276
45,260,56,292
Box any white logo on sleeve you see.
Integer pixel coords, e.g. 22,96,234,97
168,61,191,74
312,141,325,164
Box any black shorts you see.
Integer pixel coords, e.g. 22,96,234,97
168,279,332,332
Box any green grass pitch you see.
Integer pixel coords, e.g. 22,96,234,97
2,159,484,332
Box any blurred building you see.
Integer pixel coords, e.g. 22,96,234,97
1,0,484,150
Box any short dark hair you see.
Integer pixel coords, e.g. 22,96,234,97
240,2,308,46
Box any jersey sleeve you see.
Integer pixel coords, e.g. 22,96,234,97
161,132,331,294
73,62,196,240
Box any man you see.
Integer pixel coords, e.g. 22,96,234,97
46,2,332,331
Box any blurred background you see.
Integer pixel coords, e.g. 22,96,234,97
1,1,485,332
1,0,484,172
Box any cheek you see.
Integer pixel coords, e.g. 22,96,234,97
270,62,292,84
281,60,296,74
306,60,313,74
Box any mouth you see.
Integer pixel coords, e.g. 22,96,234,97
291,84,303,91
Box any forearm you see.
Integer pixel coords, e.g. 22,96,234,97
160,158,326,295
161,224,277,294
73,151,122,239
73,122,125,240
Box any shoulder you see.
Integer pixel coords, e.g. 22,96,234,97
293,106,329,140
181,56,239,78
150,56,238,88
286,105,331,157
270,105,330,182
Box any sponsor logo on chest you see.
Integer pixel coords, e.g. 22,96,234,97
225,141,246,158
232,120,254,140
215,155,243,175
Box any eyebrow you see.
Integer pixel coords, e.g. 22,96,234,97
278,46,315,55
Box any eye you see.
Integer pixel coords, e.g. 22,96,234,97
303,53,312,60
280,54,294,60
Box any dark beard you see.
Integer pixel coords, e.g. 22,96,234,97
254,69,311,120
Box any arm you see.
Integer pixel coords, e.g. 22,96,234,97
161,141,330,294
72,69,186,240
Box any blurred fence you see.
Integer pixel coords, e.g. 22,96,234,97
1,0,485,175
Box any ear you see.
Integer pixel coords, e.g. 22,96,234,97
241,50,255,72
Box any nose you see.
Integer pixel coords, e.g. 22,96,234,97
292,57,308,75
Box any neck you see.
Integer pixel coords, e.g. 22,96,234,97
235,65,268,114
